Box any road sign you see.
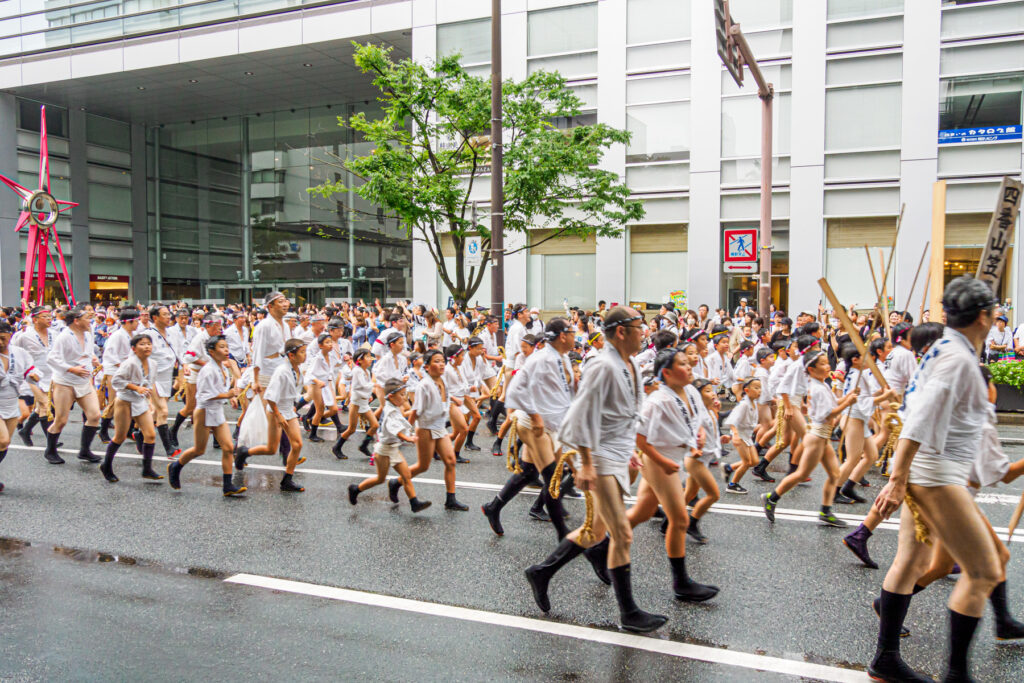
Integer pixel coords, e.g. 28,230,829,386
939,125,1021,145
466,235,482,267
724,262,757,274
723,228,757,262
715,0,743,86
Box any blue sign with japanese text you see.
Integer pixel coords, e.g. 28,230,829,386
939,125,1022,144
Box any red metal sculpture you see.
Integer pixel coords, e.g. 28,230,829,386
0,105,78,310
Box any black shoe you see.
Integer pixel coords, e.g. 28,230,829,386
834,490,855,505
686,518,708,545
410,498,432,513
867,650,929,681
280,476,305,492
44,445,65,465
859,476,871,487
524,539,585,613
491,438,503,457
465,442,481,452
444,495,469,511
433,453,441,461
18,427,33,447
611,565,667,633
234,446,249,471
98,428,111,445
751,464,775,483
721,463,733,486
141,467,164,481
78,450,101,464
348,483,360,505
332,438,347,459
358,437,374,458
841,483,867,503
223,482,247,497
455,454,470,464
996,617,1024,641
726,482,747,494
388,478,401,503
99,461,119,483
482,501,504,536
871,598,910,638
674,579,719,603
168,461,182,490
308,434,325,443
529,507,551,522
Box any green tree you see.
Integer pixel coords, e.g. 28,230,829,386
309,43,644,307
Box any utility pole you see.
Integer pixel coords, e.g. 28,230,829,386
489,0,505,345
715,0,774,317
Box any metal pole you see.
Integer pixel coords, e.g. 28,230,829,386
241,118,252,285
153,126,163,301
489,0,505,345
758,89,773,317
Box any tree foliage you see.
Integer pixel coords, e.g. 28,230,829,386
309,43,644,306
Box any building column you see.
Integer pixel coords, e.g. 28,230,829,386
196,161,212,291
897,1,941,309
788,0,826,315
68,108,90,303
130,123,149,303
687,0,722,309
594,0,626,307
0,94,21,306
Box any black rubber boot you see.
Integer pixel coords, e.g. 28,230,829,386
332,436,347,459
486,400,504,434
77,426,101,463
388,477,402,503
610,564,668,633
840,480,866,503
524,538,584,612
465,429,481,451
868,589,930,682
348,483,360,505
491,436,503,457
670,555,719,602
946,609,980,682
308,423,325,443
992,581,1024,640
100,441,121,482
444,492,469,511
582,536,612,585
222,472,246,497
169,411,186,449
98,417,113,445
280,472,305,492
19,412,40,447
157,424,177,458
540,463,570,540
141,442,163,480
44,429,64,464
410,497,432,513
482,463,536,536
168,460,183,489
234,445,249,471
358,434,373,457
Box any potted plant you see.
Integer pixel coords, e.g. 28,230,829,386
989,360,1024,412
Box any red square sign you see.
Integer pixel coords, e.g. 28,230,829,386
723,228,757,262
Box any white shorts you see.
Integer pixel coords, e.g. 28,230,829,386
320,384,336,406
55,381,94,400
809,423,832,440
351,400,370,414
572,450,631,495
273,405,298,422
123,397,151,419
201,404,227,428
512,410,561,451
374,441,407,465
848,415,872,437
186,368,200,385
908,452,972,488
427,428,448,440
0,398,20,420
481,364,497,380
155,369,173,398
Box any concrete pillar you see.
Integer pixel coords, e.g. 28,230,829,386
130,123,149,302
787,0,826,315
0,94,21,306
68,108,90,303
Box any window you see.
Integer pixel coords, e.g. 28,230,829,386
728,0,793,28
626,73,689,187
437,18,491,67
629,224,688,303
627,0,690,44
942,1,1024,39
18,100,68,138
528,3,598,80
939,75,1023,133
86,114,130,152
827,0,903,20
627,102,690,163
721,93,791,158
825,84,902,151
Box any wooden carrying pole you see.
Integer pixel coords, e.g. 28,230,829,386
865,245,882,303
819,277,890,390
928,181,947,318
879,249,891,338
879,203,905,302
919,264,931,323
904,241,929,313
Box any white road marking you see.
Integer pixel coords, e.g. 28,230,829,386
224,573,865,682
9,443,1024,541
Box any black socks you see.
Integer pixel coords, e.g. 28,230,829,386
23,412,40,436
78,426,100,462
170,411,186,441
330,414,343,430
157,424,175,455
141,442,162,479
948,609,980,679
0,448,6,465
101,441,121,482
876,589,913,654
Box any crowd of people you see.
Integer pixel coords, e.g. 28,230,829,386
0,278,1022,681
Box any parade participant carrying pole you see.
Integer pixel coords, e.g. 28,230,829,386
0,105,79,310
819,278,889,390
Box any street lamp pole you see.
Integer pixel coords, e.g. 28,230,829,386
716,1,774,316
489,0,505,345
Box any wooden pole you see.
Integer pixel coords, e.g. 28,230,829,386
865,245,882,303
879,249,891,338
819,277,889,389
904,241,929,313
919,264,931,323
880,203,905,302
928,181,947,318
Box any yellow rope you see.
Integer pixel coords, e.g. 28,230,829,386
549,449,595,545
489,364,506,400
773,402,786,447
878,403,902,477
46,384,54,421
904,492,931,545
506,417,522,473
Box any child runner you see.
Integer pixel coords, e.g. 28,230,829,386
348,378,430,513
721,378,762,494
762,347,858,527
102,334,163,483
334,348,378,458
0,321,40,493
834,343,894,504
167,336,246,497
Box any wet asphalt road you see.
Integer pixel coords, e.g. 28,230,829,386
2,407,1024,681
